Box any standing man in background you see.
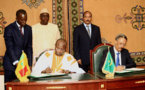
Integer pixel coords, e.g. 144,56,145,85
73,11,102,72
3,9,32,82
32,8,60,66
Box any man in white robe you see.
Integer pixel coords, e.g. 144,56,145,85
32,8,60,66
31,39,85,75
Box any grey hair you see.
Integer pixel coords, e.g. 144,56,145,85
115,33,128,41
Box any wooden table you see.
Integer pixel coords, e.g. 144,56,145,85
6,70,145,90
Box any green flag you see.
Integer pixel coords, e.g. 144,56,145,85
102,50,115,75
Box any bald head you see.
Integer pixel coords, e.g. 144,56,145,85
55,39,67,49
55,39,67,56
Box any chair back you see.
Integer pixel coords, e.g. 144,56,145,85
90,43,112,74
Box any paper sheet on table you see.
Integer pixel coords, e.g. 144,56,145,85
115,68,144,73
115,70,131,73
29,73,67,78
125,68,144,71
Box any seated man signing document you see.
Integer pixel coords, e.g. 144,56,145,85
99,34,136,72
31,39,85,75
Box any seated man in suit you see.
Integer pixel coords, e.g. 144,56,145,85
99,34,136,72
31,39,85,75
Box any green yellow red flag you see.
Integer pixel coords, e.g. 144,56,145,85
15,51,31,82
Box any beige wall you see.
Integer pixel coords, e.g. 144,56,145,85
84,0,145,52
0,0,145,56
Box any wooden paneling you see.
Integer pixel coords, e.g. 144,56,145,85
6,72,145,90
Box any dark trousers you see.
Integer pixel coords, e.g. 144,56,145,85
79,64,90,73
4,69,16,82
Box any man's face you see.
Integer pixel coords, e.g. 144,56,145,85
115,38,127,52
83,12,92,25
55,42,66,56
40,13,49,25
16,13,27,27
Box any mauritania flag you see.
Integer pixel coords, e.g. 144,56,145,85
102,50,115,75
15,51,31,82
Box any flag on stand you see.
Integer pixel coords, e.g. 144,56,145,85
102,49,115,78
15,51,31,82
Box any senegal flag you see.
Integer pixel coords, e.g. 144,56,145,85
102,50,115,76
15,51,31,82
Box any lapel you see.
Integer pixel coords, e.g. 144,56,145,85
23,25,28,47
13,21,28,47
121,49,125,65
10,22,24,49
110,47,125,65
110,47,115,63
13,22,24,41
81,23,91,39
13,22,23,38
90,24,94,39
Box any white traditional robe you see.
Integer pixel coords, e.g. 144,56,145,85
31,50,85,75
32,23,60,66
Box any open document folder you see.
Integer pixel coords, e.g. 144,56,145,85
28,73,67,78
115,68,145,74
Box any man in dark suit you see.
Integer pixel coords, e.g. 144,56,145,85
99,34,136,72
3,9,32,82
73,11,101,72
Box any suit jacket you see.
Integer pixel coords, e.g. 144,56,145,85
73,23,101,65
3,21,33,71
99,46,136,72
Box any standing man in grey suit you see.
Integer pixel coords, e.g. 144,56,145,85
73,11,102,72
3,9,32,82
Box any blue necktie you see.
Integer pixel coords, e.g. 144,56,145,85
116,52,120,66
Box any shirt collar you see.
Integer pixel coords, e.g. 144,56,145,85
83,23,91,27
16,21,21,28
54,51,65,58
113,46,120,54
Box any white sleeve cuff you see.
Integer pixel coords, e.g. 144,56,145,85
13,60,19,65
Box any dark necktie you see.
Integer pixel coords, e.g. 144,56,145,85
19,26,23,36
